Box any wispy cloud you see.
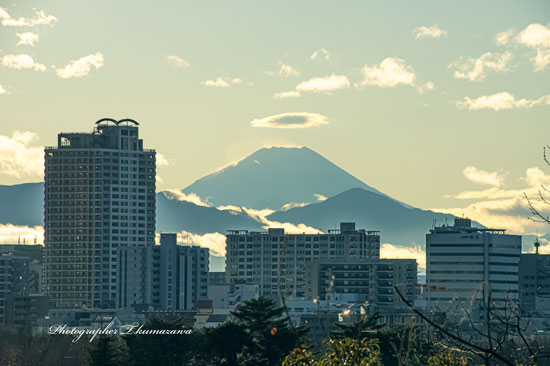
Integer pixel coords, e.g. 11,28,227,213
156,152,170,167
1,54,45,71
281,202,308,211
0,85,8,95
296,74,350,93
495,29,514,46
456,92,550,111
0,131,44,178
449,52,512,81
250,112,329,129
380,243,425,268
463,166,504,187
273,91,301,100
201,77,242,87
162,190,211,207
437,167,550,235
314,193,327,201
267,62,299,77
358,57,416,88
413,25,447,39
310,48,330,60
242,207,322,234
55,52,104,79
16,32,39,46
516,23,550,71
166,54,190,68
0,8,57,27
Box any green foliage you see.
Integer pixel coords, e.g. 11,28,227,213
331,314,384,340
203,322,251,366
86,336,127,366
282,348,316,366
318,338,382,366
428,352,470,366
229,297,309,366
123,316,198,366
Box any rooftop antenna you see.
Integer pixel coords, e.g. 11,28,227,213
18,235,20,244
535,231,541,255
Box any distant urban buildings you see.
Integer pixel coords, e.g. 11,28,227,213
305,258,417,312
225,223,380,298
44,118,156,309
519,250,550,312
426,218,521,309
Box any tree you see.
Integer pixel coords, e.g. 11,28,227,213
123,316,198,366
318,338,381,366
330,313,383,340
86,336,127,366
230,297,309,366
428,352,470,366
202,322,251,366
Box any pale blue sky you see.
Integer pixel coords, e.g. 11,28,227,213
1,0,549,236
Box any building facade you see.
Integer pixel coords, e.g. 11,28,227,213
519,252,550,312
44,118,156,309
426,218,521,309
305,259,417,310
118,233,210,310
225,222,380,298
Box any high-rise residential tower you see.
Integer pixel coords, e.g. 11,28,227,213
44,118,156,309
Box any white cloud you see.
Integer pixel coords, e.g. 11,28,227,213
16,32,39,46
242,207,322,234
0,131,44,178
201,76,242,88
1,54,45,71
270,62,299,77
0,8,57,27
55,52,104,79
274,91,301,100
0,224,43,244
281,202,308,211
162,190,211,207
463,166,504,187
380,243,425,269
456,92,550,111
310,48,330,60
176,230,227,257
314,193,327,201
437,167,550,235
296,74,350,93
449,52,512,81
413,25,447,39
0,85,8,95
250,112,329,129
416,81,435,94
216,205,243,214
495,29,514,46
359,57,416,88
165,55,190,68
156,152,170,167
516,23,550,71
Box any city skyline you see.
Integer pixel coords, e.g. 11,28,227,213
1,1,550,255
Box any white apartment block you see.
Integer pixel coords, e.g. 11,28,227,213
426,218,521,309
225,222,380,299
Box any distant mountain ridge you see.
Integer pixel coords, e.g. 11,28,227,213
182,146,410,210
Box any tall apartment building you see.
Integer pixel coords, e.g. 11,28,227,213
44,118,156,309
118,233,209,310
305,259,417,311
426,218,521,309
519,252,550,312
225,222,380,298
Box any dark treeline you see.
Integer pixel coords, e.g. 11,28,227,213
0,297,547,366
